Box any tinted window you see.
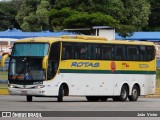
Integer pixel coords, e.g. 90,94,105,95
127,46,138,61
74,43,87,59
115,45,126,60
60,42,155,62
12,43,49,57
101,45,114,60
88,44,101,60
146,46,155,61
139,46,146,61
62,43,74,60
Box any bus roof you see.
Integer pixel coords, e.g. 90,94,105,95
15,35,155,46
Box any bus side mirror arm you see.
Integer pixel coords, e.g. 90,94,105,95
0,54,9,68
42,55,48,69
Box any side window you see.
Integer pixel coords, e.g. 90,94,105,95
146,46,155,61
62,43,73,60
88,44,101,60
115,45,126,60
74,43,87,59
101,45,114,60
127,46,138,61
139,46,146,61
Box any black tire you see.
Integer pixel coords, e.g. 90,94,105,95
57,85,64,102
26,96,32,102
128,85,139,101
99,96,108,101
86,96,99,102
118,85,129,101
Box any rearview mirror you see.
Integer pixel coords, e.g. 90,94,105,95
42,55,48,69
0,54,9,68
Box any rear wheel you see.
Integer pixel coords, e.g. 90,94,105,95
113,85,129,101
57,85,64,102
86,96,99,102
128,85,139,101
26,96,32,102
99,96,108,101
118,85,129,101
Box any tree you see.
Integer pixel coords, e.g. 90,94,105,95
52,0,150,36
0,1,18,30
10,0,24,10
36,0,51,31
15,0,151,36
49,8,75,31
64,12,119,29
54,0,124,20
145,0,160,31
16,0,40,31
16,0,50,31
120,0,150,34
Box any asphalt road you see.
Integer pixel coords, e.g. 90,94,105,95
0,95,160,120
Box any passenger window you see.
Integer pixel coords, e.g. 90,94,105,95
146,46,155,61
127,46,138,61
139,46,146,61
62,43,74,60
101,45,114,60
88,44,101,60
115,46,126,60
74,43,87,59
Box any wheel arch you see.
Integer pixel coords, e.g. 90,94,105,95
122,83,130,94
132,83,141,96
59,82,69,96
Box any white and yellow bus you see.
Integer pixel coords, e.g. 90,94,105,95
1,35,156,102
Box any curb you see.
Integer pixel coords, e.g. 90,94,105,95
0,80,8,95
145,95,160,98
0,88,8,95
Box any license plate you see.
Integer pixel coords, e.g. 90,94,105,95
21,91,27,95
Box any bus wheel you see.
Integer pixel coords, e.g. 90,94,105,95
26,96,32,102
118,85,129,101
99,96,108,101
128,85,139,101
57,85,64,102
86,96,99,102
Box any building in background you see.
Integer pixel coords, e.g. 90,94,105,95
92,26,115,40
64,26,115,40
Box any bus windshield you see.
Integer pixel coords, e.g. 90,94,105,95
12,43,49,57
9,57,46,80
8,43,49,81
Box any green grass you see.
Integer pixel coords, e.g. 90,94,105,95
0,84,7,88
0,71,8,80
156,69,160,80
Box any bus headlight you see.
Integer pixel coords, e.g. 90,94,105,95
35,85,45,89
8,84,14,88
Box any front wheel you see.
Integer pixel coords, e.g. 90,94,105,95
26,96,32,102
128,85,139,101
57,85,64,102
